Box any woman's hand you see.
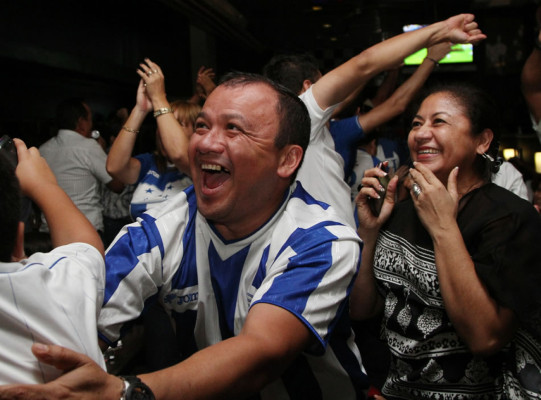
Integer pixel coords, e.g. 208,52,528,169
407,162,459,238
356,162,398,242
135,78,153,113
137,58,168,108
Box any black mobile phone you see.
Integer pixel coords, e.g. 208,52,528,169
0,135,17,167
368,174,390,216
0,135,32,221
368,163,390,217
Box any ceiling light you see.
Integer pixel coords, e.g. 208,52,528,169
312,6,323,11
323,23,332,29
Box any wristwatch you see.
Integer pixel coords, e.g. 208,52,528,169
119,376,156,400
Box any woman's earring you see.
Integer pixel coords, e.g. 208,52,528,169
481,152,495,162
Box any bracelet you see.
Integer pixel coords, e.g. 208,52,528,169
425,57,439,67
153,107,173,118
122,126,139,134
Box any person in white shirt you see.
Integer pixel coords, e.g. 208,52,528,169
0,139,106,384
39,98,123,235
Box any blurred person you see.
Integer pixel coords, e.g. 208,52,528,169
39,98,123,237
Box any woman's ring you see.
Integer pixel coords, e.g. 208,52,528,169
147,71,153,76
152,69,158,73
412,183,422,198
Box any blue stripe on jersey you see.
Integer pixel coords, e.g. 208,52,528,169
208,241,251,338
171,187,199,290
103,214,163,304
252,245,269,292
292,181,329,210
130,203,147,219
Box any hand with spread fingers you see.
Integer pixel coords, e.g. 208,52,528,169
196,65,217,99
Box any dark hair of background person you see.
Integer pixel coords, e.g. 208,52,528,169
55,97,88,131
219,71,311,182
262,53,321,95
408,81,503,182
0,152,21,262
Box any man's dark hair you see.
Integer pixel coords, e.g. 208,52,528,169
56,97,88,130
0,152,21,262
219,71,311,181
262,53,320,95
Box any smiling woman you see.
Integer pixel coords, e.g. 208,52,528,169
351,82,541,399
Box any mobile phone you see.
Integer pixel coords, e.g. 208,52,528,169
368,163,390,217
368,174,390,216
0,135,17,167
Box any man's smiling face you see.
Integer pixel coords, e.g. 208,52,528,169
189,82,287,240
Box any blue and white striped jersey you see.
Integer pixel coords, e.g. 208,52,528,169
99,181,366,399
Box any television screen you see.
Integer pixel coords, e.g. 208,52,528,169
402,24,474,66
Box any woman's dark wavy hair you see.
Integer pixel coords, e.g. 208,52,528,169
410,82,503,182
218,71,311,182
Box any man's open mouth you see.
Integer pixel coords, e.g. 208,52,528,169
201,163,231,189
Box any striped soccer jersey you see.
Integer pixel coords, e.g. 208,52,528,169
99,182,366,399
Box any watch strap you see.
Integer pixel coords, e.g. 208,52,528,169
119,376,156,400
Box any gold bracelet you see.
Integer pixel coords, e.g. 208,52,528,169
122,126,139,134
153,107,173,118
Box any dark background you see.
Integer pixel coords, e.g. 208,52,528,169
1,0,539,162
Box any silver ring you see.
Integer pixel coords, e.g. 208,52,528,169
144,83,147,87
152,69,158,73
412,183,422,198
147,71,153,76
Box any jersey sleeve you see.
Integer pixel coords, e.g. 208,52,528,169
98,191,191,345
300,87,339,143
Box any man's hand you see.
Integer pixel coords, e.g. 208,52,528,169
0,343,123,400
13,139,57,200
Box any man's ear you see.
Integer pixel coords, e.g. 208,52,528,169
300,79,313,94
277,145,303,179
476,128,494,155
11,221,25,262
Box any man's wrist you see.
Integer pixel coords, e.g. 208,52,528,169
119,376,155,400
